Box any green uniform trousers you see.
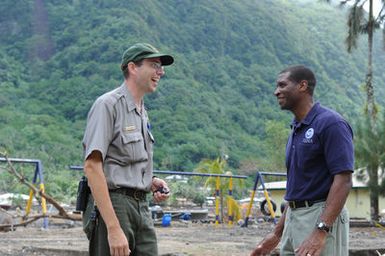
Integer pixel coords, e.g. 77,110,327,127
84,192,158,256
280,201,349,256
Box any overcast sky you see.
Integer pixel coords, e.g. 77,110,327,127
364,0,383,16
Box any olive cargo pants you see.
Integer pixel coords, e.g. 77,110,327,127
83,192,157,256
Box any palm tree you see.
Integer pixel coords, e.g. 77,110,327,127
345,0,385,120
194,157,243,223
325,0,384,120
354,115,385,220
325,0,385,221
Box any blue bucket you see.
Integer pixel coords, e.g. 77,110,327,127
180,212,191,221
161,213,171,227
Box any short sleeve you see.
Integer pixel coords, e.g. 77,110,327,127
82,98,114,161
322,120,354,174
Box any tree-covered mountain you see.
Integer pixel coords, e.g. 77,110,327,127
1,0,385,191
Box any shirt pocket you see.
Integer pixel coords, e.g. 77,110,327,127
295,143,321,170
119,132,148,164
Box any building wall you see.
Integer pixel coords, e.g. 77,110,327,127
347,188,371,219
267,188,385,220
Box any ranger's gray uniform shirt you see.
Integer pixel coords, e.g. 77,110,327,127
83,83,154,191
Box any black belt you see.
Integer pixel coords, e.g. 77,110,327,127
288,199,325,209
109,187,148,201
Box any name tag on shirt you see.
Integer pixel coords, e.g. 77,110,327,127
124,125,136,132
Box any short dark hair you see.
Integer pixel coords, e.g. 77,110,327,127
279,65,316,95
121,60,143,78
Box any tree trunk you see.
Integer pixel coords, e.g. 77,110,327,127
366,0,379,222
368,166,379,221
366,0,375,121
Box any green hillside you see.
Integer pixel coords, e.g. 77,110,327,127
1,0,385,197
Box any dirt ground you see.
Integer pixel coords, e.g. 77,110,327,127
1,220,385,256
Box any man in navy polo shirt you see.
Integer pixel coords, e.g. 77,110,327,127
251,65,354,256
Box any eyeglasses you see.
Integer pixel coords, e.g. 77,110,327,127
149,62,164,71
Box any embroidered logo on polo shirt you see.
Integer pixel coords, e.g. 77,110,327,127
305,128,314,139
303,128,314,143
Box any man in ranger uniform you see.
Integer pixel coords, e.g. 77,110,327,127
83,43,173,256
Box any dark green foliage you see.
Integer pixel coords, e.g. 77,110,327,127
1,0,385,202
354,114,385,195
353,113,385,220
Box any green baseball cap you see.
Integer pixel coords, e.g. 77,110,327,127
121,43,174,69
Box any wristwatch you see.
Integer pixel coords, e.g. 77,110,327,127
316,221,330,233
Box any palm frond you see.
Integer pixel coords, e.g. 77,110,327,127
346,4,365,52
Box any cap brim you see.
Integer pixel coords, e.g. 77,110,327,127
144,53,174,66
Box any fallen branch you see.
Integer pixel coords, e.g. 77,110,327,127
0,152,81,227
0,206,14,217
0,212,82,229
0,216,40,229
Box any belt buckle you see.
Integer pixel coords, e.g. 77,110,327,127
133,190,142,200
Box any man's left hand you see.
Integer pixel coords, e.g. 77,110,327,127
295,229,327,256
151,177,170,202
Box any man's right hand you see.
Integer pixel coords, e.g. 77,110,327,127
250,232,280,256
108,226,131,256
